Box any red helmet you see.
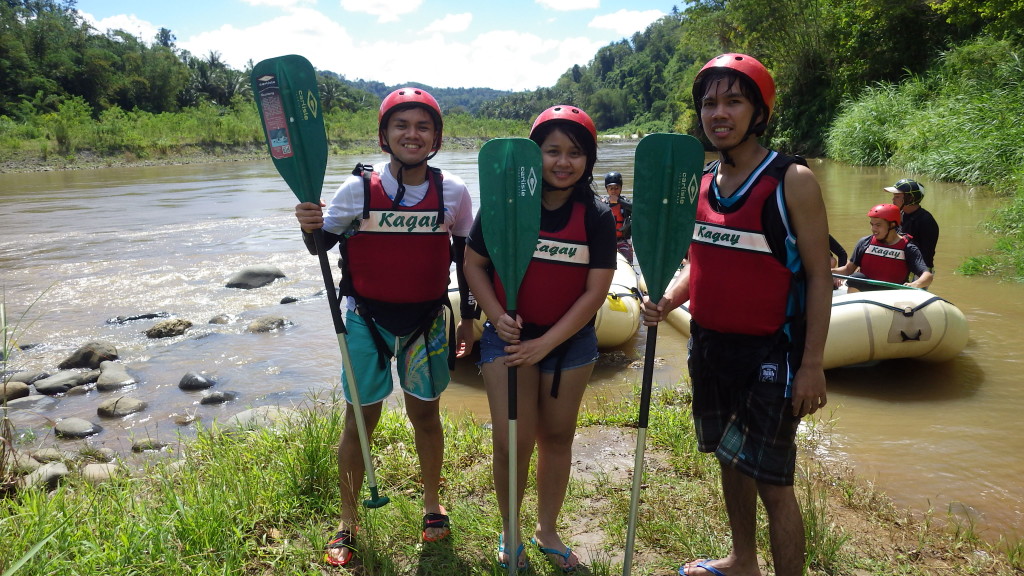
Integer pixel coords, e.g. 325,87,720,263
378,87,443,154
693,53,776,122
868,203,902,226
530,105,597,143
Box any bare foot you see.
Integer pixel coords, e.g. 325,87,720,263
324,523,357,567
681,557,761,576
533,531,580,571
498,533,528,569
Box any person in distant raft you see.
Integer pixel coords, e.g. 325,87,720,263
641,54,832,576
602,171,634,263
294,87,477,567
886,178,939,276
831,203,933,292
464,105,616,572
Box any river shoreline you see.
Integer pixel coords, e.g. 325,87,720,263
0,137,498,174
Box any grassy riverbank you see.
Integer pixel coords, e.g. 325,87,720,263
0,103,522,174
1,385,1020,575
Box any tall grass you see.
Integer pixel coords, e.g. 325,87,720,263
826,37,1024,190
2,288,52,497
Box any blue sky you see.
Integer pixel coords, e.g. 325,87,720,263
76,0,673,91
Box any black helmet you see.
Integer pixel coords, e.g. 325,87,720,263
884,178,925,205
604,172,623,187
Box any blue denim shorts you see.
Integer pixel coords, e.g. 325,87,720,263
477,322,599,372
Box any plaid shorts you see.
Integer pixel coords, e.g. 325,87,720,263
687,322,801,486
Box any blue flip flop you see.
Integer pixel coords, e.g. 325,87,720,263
531,537,578,572
497,533,528,570
679,560,728,576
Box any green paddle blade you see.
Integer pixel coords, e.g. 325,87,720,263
478,138,542,311
632,133,705,301
251,54,328,204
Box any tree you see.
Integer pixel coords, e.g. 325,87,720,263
155,27,175,49
932,0,1024,40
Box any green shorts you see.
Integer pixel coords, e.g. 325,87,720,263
341,309,450,405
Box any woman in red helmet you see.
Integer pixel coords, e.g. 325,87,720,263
642,54,832,576
464,105,617,572
832,203,933,291
295,87,476,566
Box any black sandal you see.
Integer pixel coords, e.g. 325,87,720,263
324,528,356,566
421,512,451,542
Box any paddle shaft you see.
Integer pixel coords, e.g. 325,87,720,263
622,323,657,576
504,305,518,576
311,229,388,507
624,133,703,576
477,139,541,576
252,54,388,509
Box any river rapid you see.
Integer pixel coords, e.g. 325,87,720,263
1,141,1021,543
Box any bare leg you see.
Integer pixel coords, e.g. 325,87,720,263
404,392,448,539
533,365,591,570
326,401,383,565
683,463,762,576
483,358,540,568
758,482,805,576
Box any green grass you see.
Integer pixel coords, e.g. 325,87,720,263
0,102,529,169
1,382,1021,575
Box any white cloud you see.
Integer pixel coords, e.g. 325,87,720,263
424,13,472,34
80,12,160,42
240,0,314,7
180,8,355,71
589,9,664,37
80,6,608,91
535,0,599,11
335,29,602,90
339,0,423,23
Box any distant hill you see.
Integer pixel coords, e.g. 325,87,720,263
321,74,513,114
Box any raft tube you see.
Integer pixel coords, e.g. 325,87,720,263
661,289,968,369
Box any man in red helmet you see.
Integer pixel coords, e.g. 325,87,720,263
832,203,933,292
294,87,476,567
642,53,832,576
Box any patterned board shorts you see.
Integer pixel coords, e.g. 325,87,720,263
341,309,450,405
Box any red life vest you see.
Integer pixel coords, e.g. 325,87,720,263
344,169,451,303
689,152,799,336
859,235,911,284
609,202,626,240
494,201,590,327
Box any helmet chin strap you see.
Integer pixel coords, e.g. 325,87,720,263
715,126,757,167
384,136,437,209
710,110,765,166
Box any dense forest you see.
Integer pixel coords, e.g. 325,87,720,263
2,0,1021,153
4,0,1023,152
